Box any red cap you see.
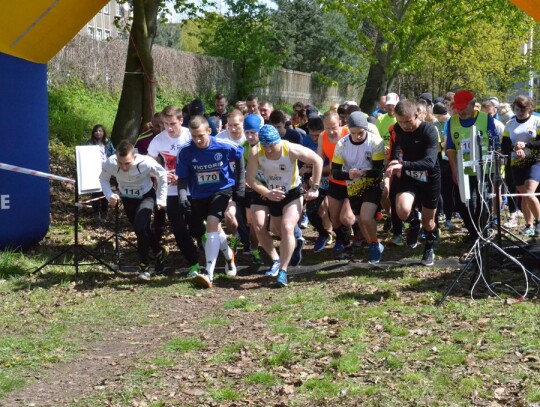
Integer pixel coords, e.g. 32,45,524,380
453,90,474,110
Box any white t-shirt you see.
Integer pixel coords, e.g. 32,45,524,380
216,129,246,146
100,154,168,207
148,128,191,196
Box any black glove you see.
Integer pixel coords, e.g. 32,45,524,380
179,197,191,212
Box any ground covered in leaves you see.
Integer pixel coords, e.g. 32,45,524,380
2,150,540,406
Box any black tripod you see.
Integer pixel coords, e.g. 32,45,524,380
33,183,116,276
438,148,540,305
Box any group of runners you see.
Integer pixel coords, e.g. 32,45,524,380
97,90,540,288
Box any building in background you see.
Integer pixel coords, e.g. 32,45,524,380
83,1,129,40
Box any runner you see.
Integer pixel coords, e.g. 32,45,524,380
176,116,245,288
332,112,386,264
147,105,201,277
386,100,441,266
247,125,323,287
99,140,168,280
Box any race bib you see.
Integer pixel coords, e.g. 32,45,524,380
197,171,220,185
405,170,427,183
121,187,144,199
460,138,471,154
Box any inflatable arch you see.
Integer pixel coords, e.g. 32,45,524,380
0,0,537,249
0,1,108,249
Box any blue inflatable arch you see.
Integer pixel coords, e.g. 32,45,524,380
0,1,108,249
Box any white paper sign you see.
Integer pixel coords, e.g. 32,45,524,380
76,145,103,195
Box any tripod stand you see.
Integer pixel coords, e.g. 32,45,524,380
438,148,540,305
33,183,116,276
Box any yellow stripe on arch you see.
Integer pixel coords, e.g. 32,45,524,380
0,0,109,63
510,0,540,22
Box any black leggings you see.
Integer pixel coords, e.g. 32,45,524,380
122,190,161,264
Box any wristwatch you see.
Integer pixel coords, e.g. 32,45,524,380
311,184,320,191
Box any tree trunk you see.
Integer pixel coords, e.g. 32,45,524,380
360,32,389,115
111,0,159,146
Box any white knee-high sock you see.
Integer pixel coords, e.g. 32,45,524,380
204,232,220,280
219,230,232,261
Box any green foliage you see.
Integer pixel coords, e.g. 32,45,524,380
179,19,208,53
199,0,284,98
0,251,34,279
48,82,118,146
154,21,182,49
271,0,366,86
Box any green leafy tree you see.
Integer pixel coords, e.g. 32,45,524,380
199,0,284,99
270,0,366,88
321,0,528,114
154,21,182,49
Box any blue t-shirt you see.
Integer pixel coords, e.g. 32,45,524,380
283,128,304,145
176,137,243,199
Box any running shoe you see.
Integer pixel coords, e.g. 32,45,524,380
290,237,305,266
503,217,518,228
406,217,421,249
368,242,384,264
390,234,404,246
300,214,309,229
225,251,237,277
536,221,540,236
333,239,346,252
186,263,200,279
155,245,169,263
265,260,281,277
137,263,151,281
276,269,288,287
522,225,536,237
194,272,212,288
421,247,435,266
314,234,330,253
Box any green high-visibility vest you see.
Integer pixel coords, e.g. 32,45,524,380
449,112,489,175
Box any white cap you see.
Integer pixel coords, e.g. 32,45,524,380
386,92,399,106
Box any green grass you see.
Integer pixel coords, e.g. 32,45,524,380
164,337,205,353
209,385,242,401
244,371,279,386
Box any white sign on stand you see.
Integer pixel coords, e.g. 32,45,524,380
76,145,103,195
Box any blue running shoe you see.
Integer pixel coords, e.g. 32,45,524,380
276,269,288,287
265,260,281,277
368,242,384,264
290,237,305,266
333,239,346,252
314,234,330,253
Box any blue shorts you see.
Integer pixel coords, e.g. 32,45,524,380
512,163,540,186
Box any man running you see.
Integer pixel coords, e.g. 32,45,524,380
386,100,441,266
332,112,386,264
100,140,168,280
176,116,245,288
247,125,323,287
148,105,201,277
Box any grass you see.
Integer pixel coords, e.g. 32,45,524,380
2,212,540,405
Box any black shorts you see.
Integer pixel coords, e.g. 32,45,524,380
513,164,540,186
393,175,440,210
192,188,232,222
251,191,269,207
268,186,304,217
349,186,383,216
328,181,348,201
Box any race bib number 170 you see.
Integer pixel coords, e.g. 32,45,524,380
197,171,220,185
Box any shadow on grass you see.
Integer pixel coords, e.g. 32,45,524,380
334,290,395,303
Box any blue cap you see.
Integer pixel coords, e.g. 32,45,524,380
258,125,281,146
244,114,263,132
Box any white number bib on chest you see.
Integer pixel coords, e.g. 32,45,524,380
197,170,220,185
405,170,427,182
122,187,144,199
460,138,471,154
